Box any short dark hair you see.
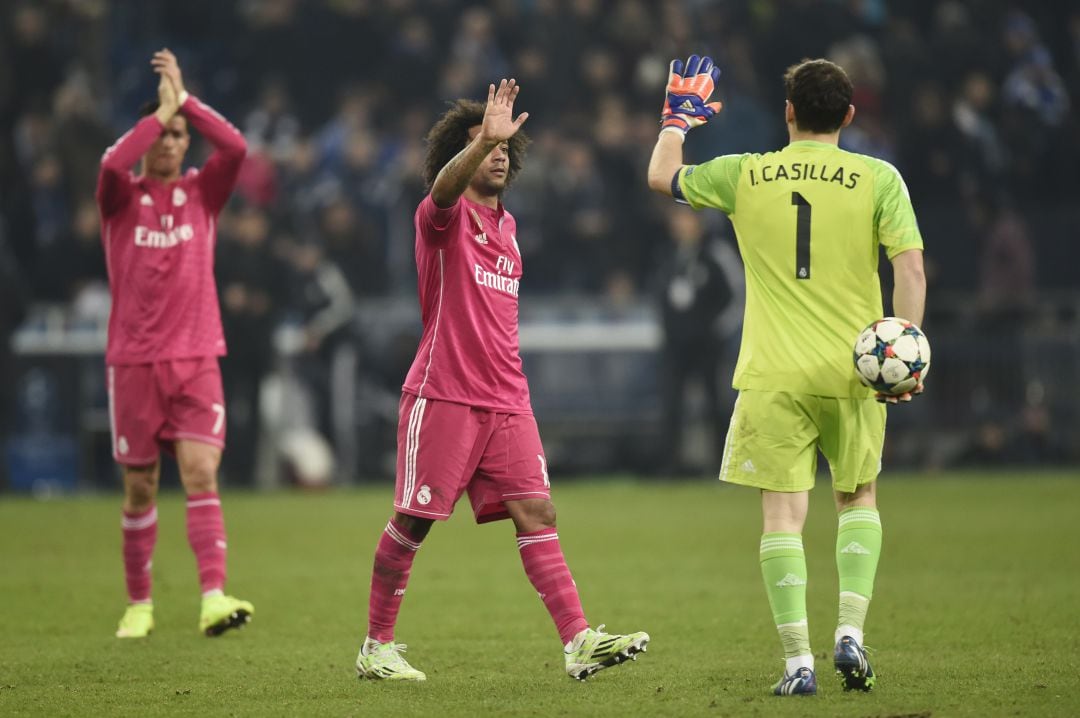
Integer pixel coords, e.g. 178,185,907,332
783,59,853,134
422,99,529,190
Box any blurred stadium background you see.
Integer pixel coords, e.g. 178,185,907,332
1,0,1078,493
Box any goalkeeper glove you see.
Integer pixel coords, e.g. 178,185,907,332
660,54,722,135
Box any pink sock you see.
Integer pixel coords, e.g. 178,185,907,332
517,528,589,645
367,519,422,643
122,505,158,603
186,492,227,594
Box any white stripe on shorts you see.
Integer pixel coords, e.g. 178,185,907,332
403,397,427,509
718,393,741,482
107,366,118,458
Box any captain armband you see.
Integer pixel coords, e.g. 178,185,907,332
671,167,691,205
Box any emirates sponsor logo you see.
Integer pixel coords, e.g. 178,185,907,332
134,223,195,248
474,255,519,297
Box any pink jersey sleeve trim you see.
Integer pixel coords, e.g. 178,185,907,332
418,194,462,235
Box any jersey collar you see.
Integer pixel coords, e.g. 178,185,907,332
462,195,505,224
786,140,839,150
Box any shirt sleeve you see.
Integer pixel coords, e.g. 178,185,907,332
416,194,463,242
182,95,247,214
869,158,924,258
675,153,749,215
96,116,164,218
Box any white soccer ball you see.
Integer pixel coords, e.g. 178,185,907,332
852,317,931,395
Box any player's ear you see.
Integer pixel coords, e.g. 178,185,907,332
784,100,796,126
841,104,855,128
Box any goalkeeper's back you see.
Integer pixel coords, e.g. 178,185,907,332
676,141,922,397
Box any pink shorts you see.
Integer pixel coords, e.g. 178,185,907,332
107,357,226,465
395,393,550,524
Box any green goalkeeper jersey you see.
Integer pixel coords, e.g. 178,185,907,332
677,140,923,398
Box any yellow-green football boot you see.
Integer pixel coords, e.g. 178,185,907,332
199,594,254,636
116,603,154,638
564,624,649,680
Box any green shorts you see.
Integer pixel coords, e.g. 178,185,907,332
719,390,886,493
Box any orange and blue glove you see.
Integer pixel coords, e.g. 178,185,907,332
660,54,722,135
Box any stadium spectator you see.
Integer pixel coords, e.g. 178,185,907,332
0,227,29,490
283,235,357,460
96,50,253,640
656,209,742,476
0,0,1077,484
217,204,286,485
354,81,649,683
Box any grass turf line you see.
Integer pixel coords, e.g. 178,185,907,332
0,472,1078,717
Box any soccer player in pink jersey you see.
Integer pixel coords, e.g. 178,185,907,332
97,49,253,639
354,79,649,682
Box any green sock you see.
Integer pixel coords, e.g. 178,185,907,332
760,532,810,660
835,507,883,643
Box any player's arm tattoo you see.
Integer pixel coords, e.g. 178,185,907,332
431,136,499,208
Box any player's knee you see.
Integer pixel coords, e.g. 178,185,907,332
123,467,158,508
179,454,220,493
530,501,557,529
394,513,433,541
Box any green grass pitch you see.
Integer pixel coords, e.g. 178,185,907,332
1,472,1078,717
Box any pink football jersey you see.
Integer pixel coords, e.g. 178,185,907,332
96,95,246,364
402,194,532,413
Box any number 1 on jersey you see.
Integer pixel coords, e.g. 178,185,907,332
791,191,811,280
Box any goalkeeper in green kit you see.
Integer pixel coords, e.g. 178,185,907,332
647,55,926,695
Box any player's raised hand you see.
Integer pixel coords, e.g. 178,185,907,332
876,382,925,405
154,71,180,123
480,79,529,144
661,54,723,135
151,48,187,98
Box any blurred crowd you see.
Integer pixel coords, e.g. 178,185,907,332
1,0,1078,480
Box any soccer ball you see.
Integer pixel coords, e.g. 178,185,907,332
853,317,931,395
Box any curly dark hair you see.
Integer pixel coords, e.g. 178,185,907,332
422,99,530,190
783,59,853,134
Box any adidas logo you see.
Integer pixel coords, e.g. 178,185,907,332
775,573,807,588
741,459,756,473
474,232,488,244
840,541,871,555
679,99,695,111
140,194,153,206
